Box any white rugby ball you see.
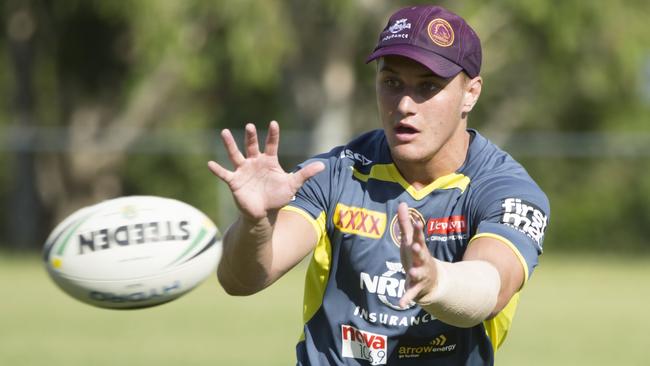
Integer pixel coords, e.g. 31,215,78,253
43,196,222,309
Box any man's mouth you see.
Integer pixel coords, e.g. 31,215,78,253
393,123,419,142
395,125,418,134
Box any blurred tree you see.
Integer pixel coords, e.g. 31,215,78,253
1,0,649,252
5,1,45,250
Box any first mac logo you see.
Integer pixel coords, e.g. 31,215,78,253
334,203,386,239
500,198,547,248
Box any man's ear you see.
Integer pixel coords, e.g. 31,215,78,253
462,75,482,114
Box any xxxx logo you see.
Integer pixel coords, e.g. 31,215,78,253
334,203,386,239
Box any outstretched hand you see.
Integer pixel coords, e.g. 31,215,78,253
397,202,439,308
207,121,325,221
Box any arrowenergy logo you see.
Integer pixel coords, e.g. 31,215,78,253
334,203,386,239
398,334,457,360
341,324,387,365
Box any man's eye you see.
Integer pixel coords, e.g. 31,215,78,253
383,78,401,88
419,82,441,93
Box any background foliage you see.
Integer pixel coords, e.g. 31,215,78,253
2,1,650,365
2,1,650,251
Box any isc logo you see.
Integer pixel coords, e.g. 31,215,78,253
340,149,373,166
334,203,386,239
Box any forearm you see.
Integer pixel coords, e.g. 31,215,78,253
419,259,501,328
217,214,277,296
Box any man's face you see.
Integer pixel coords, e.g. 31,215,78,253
375,55,475,166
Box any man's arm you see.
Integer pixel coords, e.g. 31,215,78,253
397,202,524,327
217,209,319,296
207,121,324,296
462,236,524,318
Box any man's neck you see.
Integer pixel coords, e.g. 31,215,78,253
394,128,470,190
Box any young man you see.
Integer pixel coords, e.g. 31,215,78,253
208,5,549,365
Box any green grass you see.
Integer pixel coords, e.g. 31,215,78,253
1,253,649,366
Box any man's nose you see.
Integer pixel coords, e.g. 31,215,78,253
397,94,417,116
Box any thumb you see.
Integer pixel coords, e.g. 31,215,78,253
292,161,325,186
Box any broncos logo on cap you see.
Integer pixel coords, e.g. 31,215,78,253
427,18,454,47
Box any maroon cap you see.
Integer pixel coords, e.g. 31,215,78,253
366,5,482,78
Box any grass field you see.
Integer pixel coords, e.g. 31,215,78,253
1,253,649,366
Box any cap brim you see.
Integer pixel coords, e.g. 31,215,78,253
366,45,462,78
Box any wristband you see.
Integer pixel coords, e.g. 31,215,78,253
419,260,500,328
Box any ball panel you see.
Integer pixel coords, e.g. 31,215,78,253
43,196,222,309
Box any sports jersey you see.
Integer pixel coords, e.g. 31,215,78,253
284,128,550,366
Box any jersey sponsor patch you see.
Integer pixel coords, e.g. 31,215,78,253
341,324,387,365
359,261,415,310
397,334,458,360
352,305,437,327
500,198,548,248
427,215,466,235
333,203,386,239
340,148,373,166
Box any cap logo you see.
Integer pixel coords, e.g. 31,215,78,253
388,18,412,34
427,18,454,47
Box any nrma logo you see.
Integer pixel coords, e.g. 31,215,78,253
360,261,415,310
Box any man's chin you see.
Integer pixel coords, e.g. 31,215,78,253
389,145,433,164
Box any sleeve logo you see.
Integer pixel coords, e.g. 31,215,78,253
500,198,548,247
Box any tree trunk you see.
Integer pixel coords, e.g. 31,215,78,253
6,6,45,250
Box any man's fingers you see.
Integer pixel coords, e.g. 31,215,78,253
244,123,261,158
207,160,234,183
411,221,429,267
221,129,246,166
400,263,434,307
399,283,422,308
292,161,325,186
264,120,280,156
398,202,414,269
413,219,425,243
397,202,413,247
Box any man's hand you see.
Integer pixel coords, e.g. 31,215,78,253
207,121,324,221
397,202,440,308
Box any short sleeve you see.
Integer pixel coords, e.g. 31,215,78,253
284,147,343,221
471,177,550,280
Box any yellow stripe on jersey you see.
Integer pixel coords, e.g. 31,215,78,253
469,233,529,351
483,291,520,351
351,164,470,200
469,232,530,286
280,208,331,343
302,211,329,321
281,205,323,238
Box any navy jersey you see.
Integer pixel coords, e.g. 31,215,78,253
284,129,550,366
